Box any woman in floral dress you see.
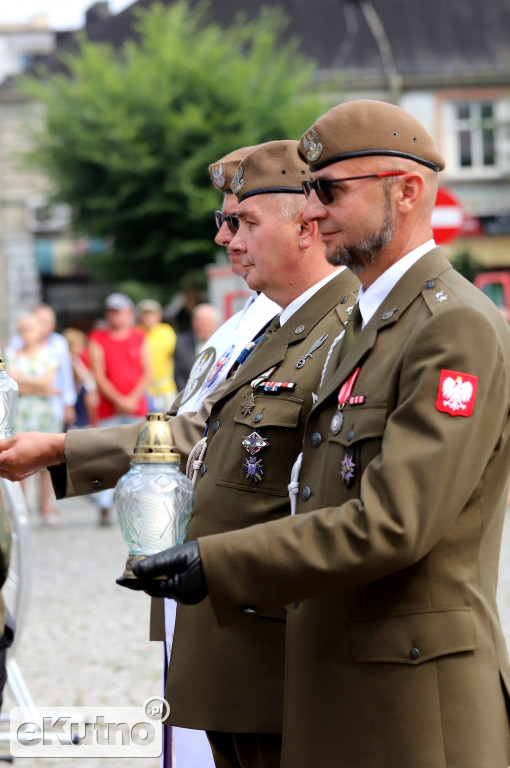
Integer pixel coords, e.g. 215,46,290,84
6,314,60,525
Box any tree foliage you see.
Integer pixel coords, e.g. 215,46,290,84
21,1,330,290
449,249,482,283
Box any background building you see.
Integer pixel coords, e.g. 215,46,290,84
0,0,509,343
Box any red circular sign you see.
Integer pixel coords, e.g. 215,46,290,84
432,187,465,245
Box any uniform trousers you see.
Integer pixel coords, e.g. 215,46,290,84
206,731,282,768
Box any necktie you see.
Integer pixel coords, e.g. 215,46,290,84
229,315,281,377
257,315,281,349
338,302,362,362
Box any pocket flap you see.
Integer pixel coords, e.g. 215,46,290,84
329,405,387,447
234,395,303,429
351,607,476,664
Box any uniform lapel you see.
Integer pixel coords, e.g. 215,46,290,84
220,269,359,398
318,248,452,403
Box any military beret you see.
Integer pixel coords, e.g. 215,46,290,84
231,140,308,202
208,146,259,192
298,100,445,173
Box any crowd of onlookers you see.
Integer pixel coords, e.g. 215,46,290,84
2,294,220,527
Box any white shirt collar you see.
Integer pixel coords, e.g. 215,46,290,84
279,268,346,326
358,240,436,327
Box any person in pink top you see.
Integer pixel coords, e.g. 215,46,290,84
88,292,151,524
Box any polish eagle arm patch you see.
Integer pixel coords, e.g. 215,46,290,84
435,369,478,417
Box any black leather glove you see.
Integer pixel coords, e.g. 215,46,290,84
128,541,208,604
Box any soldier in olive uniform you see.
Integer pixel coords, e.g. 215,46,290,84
0,144,278,494
0,140,359,767
130,140,359,768
135,102,510,768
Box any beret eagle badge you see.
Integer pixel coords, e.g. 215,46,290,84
303,129,323,162
211,163,226,189
231,165,244,195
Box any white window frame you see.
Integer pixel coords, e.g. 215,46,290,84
442,97,510,180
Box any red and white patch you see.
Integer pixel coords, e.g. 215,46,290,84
435,369,478,417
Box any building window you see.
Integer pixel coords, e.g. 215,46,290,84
455,101,496,169
18,53,34,71
443,97,510,178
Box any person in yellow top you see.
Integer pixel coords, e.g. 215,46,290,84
137,299,177,412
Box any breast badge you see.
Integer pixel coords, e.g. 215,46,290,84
241,431,269,483
296,334,330,369
340,448,356,487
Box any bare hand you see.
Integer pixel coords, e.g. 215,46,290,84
115,394,140,414
0,432,65,481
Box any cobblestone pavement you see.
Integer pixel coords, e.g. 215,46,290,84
1,491,162,767
1,490,510,766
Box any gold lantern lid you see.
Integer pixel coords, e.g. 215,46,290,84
131,413,181,464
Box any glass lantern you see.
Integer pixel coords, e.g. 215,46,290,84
114,413,194,580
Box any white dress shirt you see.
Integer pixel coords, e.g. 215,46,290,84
358,240,436,327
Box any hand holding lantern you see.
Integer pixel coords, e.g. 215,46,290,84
114,413,194,583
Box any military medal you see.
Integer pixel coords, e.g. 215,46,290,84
340,448,356,487
242,431,269,454
241,391,256,417
330,411,343,435
241,431,269,483
262,381,296,393
331,367,361,435
244,456,264,482
240,366,279,419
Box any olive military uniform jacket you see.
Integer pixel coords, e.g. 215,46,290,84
199,249,510,767
50,389,222,500
165,269,359,733
49,388,224,642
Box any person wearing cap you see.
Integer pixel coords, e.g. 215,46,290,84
133,102,510,768
88,293,151,524
138,299,178,412
0,146,278,502
0,144,279,766
127,139,359,768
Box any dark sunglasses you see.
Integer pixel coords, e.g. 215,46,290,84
301,171,406,205
214,210,240,234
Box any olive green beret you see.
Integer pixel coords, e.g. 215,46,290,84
208,146,259,192
231,140,308,202
298,100,445,172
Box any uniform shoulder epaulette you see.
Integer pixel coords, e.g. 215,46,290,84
421,276,462,315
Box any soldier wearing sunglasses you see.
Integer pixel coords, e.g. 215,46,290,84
133,101,510,768
128,140,359,768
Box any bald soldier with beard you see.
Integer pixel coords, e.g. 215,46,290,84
134,102,510,768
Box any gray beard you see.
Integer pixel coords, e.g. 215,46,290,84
326,210,395,276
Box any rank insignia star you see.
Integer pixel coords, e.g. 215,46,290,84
435,290,448,303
